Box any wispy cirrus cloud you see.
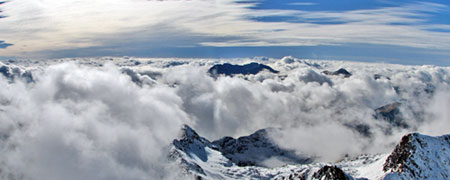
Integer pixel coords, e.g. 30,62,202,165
0,0,449,64
201,2,450,49
0,1,7,18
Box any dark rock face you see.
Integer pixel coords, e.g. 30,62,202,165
374,74,382,80
208,62,279,77
374,102,408,129
374,74,390,80
121,68,143,86
322,68,352,78
383,134,414,173
274,170,310,180
312,166,350,180
212,128,311,167
345,123,372,138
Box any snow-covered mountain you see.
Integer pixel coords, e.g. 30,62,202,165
212,128,311,167
172,125,450,180
383,133,450,179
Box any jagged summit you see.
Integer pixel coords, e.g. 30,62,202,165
171,125,450,180
383,133,450,179
312,165,352,180
212,128,311,167
173,125,310,168
179,124,203,141
171,125,222,177
173,124,213,155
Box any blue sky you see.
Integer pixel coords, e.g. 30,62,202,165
0,0,450,65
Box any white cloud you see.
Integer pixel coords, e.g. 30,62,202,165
421,84,450,136
153,57,450,161
0,57,449,179
0,62,191,179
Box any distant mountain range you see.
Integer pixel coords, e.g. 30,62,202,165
208,62,279,77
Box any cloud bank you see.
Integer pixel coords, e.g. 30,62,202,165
0,62,190,180
0,0,449,62
0,57,449,179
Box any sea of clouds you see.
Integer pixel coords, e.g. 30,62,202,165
0,57,449,179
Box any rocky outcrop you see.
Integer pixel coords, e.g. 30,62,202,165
374,102,408,129
383,133,450,179
212,128,311,167
172,125,214,161
171,125,216,176
312,166,351,180
173,125,310,168
171,125,450,180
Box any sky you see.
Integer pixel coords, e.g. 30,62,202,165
0,0,450,65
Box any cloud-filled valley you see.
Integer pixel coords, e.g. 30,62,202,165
0,57,449,179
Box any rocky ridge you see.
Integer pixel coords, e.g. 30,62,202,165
171,125,450,180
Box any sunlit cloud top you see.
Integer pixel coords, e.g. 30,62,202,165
0,0,449,65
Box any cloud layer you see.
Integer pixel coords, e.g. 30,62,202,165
0,57,449,179
0,62,190,180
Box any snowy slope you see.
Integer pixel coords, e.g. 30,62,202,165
212,128,311,167
382,133,450,180
172,125,450,180
171,125,313,179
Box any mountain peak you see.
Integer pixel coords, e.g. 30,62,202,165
174,125,311,169
322,68,352,78
212,128,311,167
173,124,212,154
179,124,200,140
172,126,450,180
383,133,450,179
312,165,352,180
